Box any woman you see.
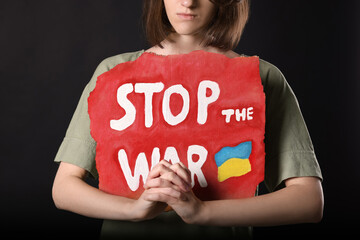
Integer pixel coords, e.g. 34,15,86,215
52,0,323,238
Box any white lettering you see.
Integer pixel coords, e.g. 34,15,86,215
247,107,254,120
134,82,164,128
118,149,149,191
164,147,181,164
111,80,226,130
118,145,209,191
110,83,136,131
187,145,208,188
162,84,190,126
150,147,160,171
235,108,246,121
223,107,254,123
222,109,235,123
197,80,220,124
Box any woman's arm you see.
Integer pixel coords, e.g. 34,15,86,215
193,176,323,226
144,166,323,226
52,162,173,221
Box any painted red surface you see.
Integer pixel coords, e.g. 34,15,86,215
88,51,265,201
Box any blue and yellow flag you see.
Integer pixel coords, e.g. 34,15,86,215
214,141,252,182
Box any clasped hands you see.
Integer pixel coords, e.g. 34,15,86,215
131,160,204,224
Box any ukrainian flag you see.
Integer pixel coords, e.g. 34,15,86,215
214,141,252,182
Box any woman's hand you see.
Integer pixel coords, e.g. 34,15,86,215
130,189,168,221
164,187,205,224
132,160,191,221
143,160,205,224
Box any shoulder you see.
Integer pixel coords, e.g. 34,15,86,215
258,58,286,88
87,50,145,91
98,49,145,72
256,58,300,114
234,53,286,87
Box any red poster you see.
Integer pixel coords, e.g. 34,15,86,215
88,51,265,201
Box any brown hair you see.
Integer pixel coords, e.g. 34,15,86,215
142,0,250,51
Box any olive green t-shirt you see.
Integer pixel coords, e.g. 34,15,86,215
54,50,322,239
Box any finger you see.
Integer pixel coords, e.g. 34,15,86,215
170,163,192,186
144,178,181,192
161,171,191,192
147,160,173,181
144,188,187,202
177,162,191,178
143,192,178,203
159,159,172,168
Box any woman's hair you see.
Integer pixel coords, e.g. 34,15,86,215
142,0,250,51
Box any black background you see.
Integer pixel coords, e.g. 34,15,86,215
1,0,359,239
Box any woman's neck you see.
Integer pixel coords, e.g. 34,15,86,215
147,33,230,56
163,33,209,54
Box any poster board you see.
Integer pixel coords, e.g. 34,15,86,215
88,51,265,201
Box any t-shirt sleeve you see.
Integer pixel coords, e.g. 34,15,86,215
53,61,110,178
54,50,145,178
260,59,322,192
